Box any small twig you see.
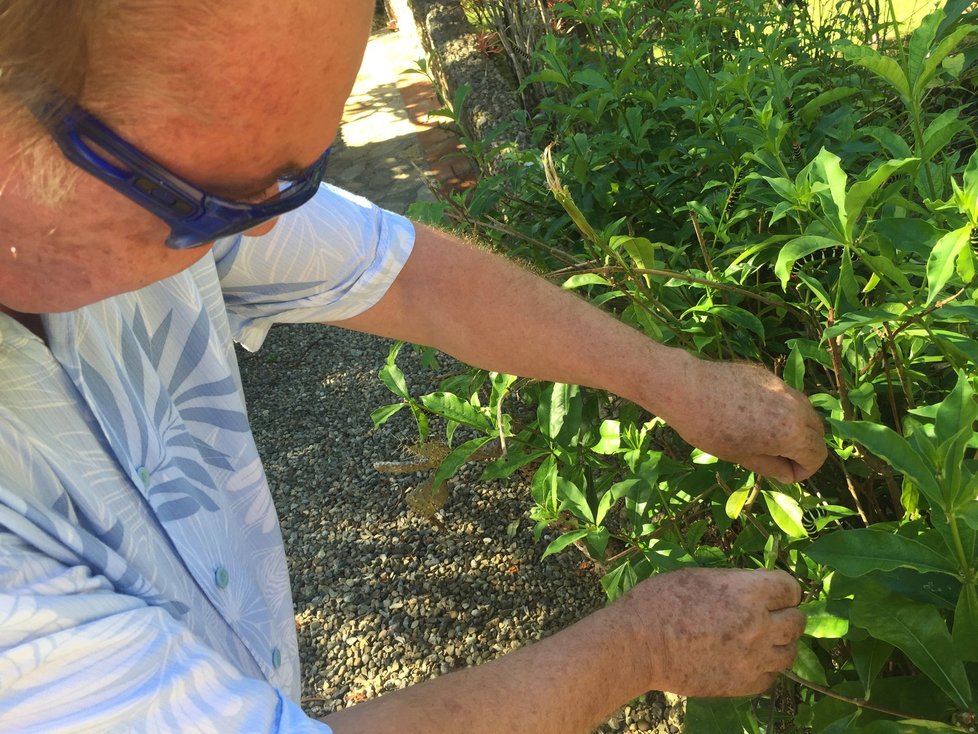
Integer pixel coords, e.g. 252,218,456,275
837,455,871,525
860,277,978,377
883,323,915,410
689,209,718,281
826,309,854,422
783,671,959,725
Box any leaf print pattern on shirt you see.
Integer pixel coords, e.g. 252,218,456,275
79,306,250,522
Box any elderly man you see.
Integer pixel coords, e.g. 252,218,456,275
0,1,825,731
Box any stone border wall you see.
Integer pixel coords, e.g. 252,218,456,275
384,0,530,167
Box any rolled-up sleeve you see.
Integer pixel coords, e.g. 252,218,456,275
212,183,416,352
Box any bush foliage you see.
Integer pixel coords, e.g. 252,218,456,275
380,1,978,730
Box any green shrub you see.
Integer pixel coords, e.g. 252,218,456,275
390,0,978,730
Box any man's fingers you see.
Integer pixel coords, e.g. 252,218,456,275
770,608,806,644
761,643,799,674
742,454,796,483
760,570,803,610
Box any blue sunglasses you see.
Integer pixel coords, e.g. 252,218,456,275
30,94,331,249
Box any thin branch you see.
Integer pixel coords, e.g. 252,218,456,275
783,671,963,726
689,209,718,281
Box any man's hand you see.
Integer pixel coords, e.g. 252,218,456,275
661,358,826,483
623,567,806,698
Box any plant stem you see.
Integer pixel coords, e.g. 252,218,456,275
783,671,963,725
948,515,974,584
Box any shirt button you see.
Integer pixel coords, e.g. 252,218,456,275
136,466,152,489
271,647,282,669
214,566,230,589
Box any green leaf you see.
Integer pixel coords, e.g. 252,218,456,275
843,45,910,101
420,392,492,432
431,436,494,491
541,528,589,559
798,87,860,124
959,498,978,532
370,402,406,428
571,67,612,90
807,529,959,577
614,235,659,270
595,479,637,526
828,419,942,507
558,477,594,523
922,108,968,163
845,158,918,238
775,236,843,288
850,585,972,709
481,448,548,483
525,68,569,87
705,305,765,339
683,698,745,734
783,344,806,391
812,148,850,240
538,383,581,444
912,23,978,99
934,372,977,446
725,488,750,519
851,637,893,697
908,10,943,86
792,640,827,685
379,342,409,399
591,419,621,455
801,599,849,638
531,456,558,510
763,491,808,538
860,252,914,295
952,583,978,661
926,226,972,306
561,273,613,289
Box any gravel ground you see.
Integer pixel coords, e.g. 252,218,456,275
236,324,684,732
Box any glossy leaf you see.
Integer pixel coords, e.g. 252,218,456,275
724,488,749,520
541,528,589,559
850,586,972,709
912,23,978,99
851,637,894,697
683,698,744,734
763,491,808,538
926,226,972,306
807,529,960,577
591,419,621,455
379,343,410,399
792,640,827,685
431,436,494,491
421,392,492,432
843,45,910,101
801,599,849,638
775,236,843,288
371,401,406,428
828,419,942,507
845,158,918,237
952,583,978,661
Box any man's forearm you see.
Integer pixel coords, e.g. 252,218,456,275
322,591,651,734
335,222,826,481
333,223,693,420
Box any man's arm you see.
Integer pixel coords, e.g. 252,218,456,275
324,567,805,733
333,224,826,482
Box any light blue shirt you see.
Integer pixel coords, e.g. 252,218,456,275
0,184,415,732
